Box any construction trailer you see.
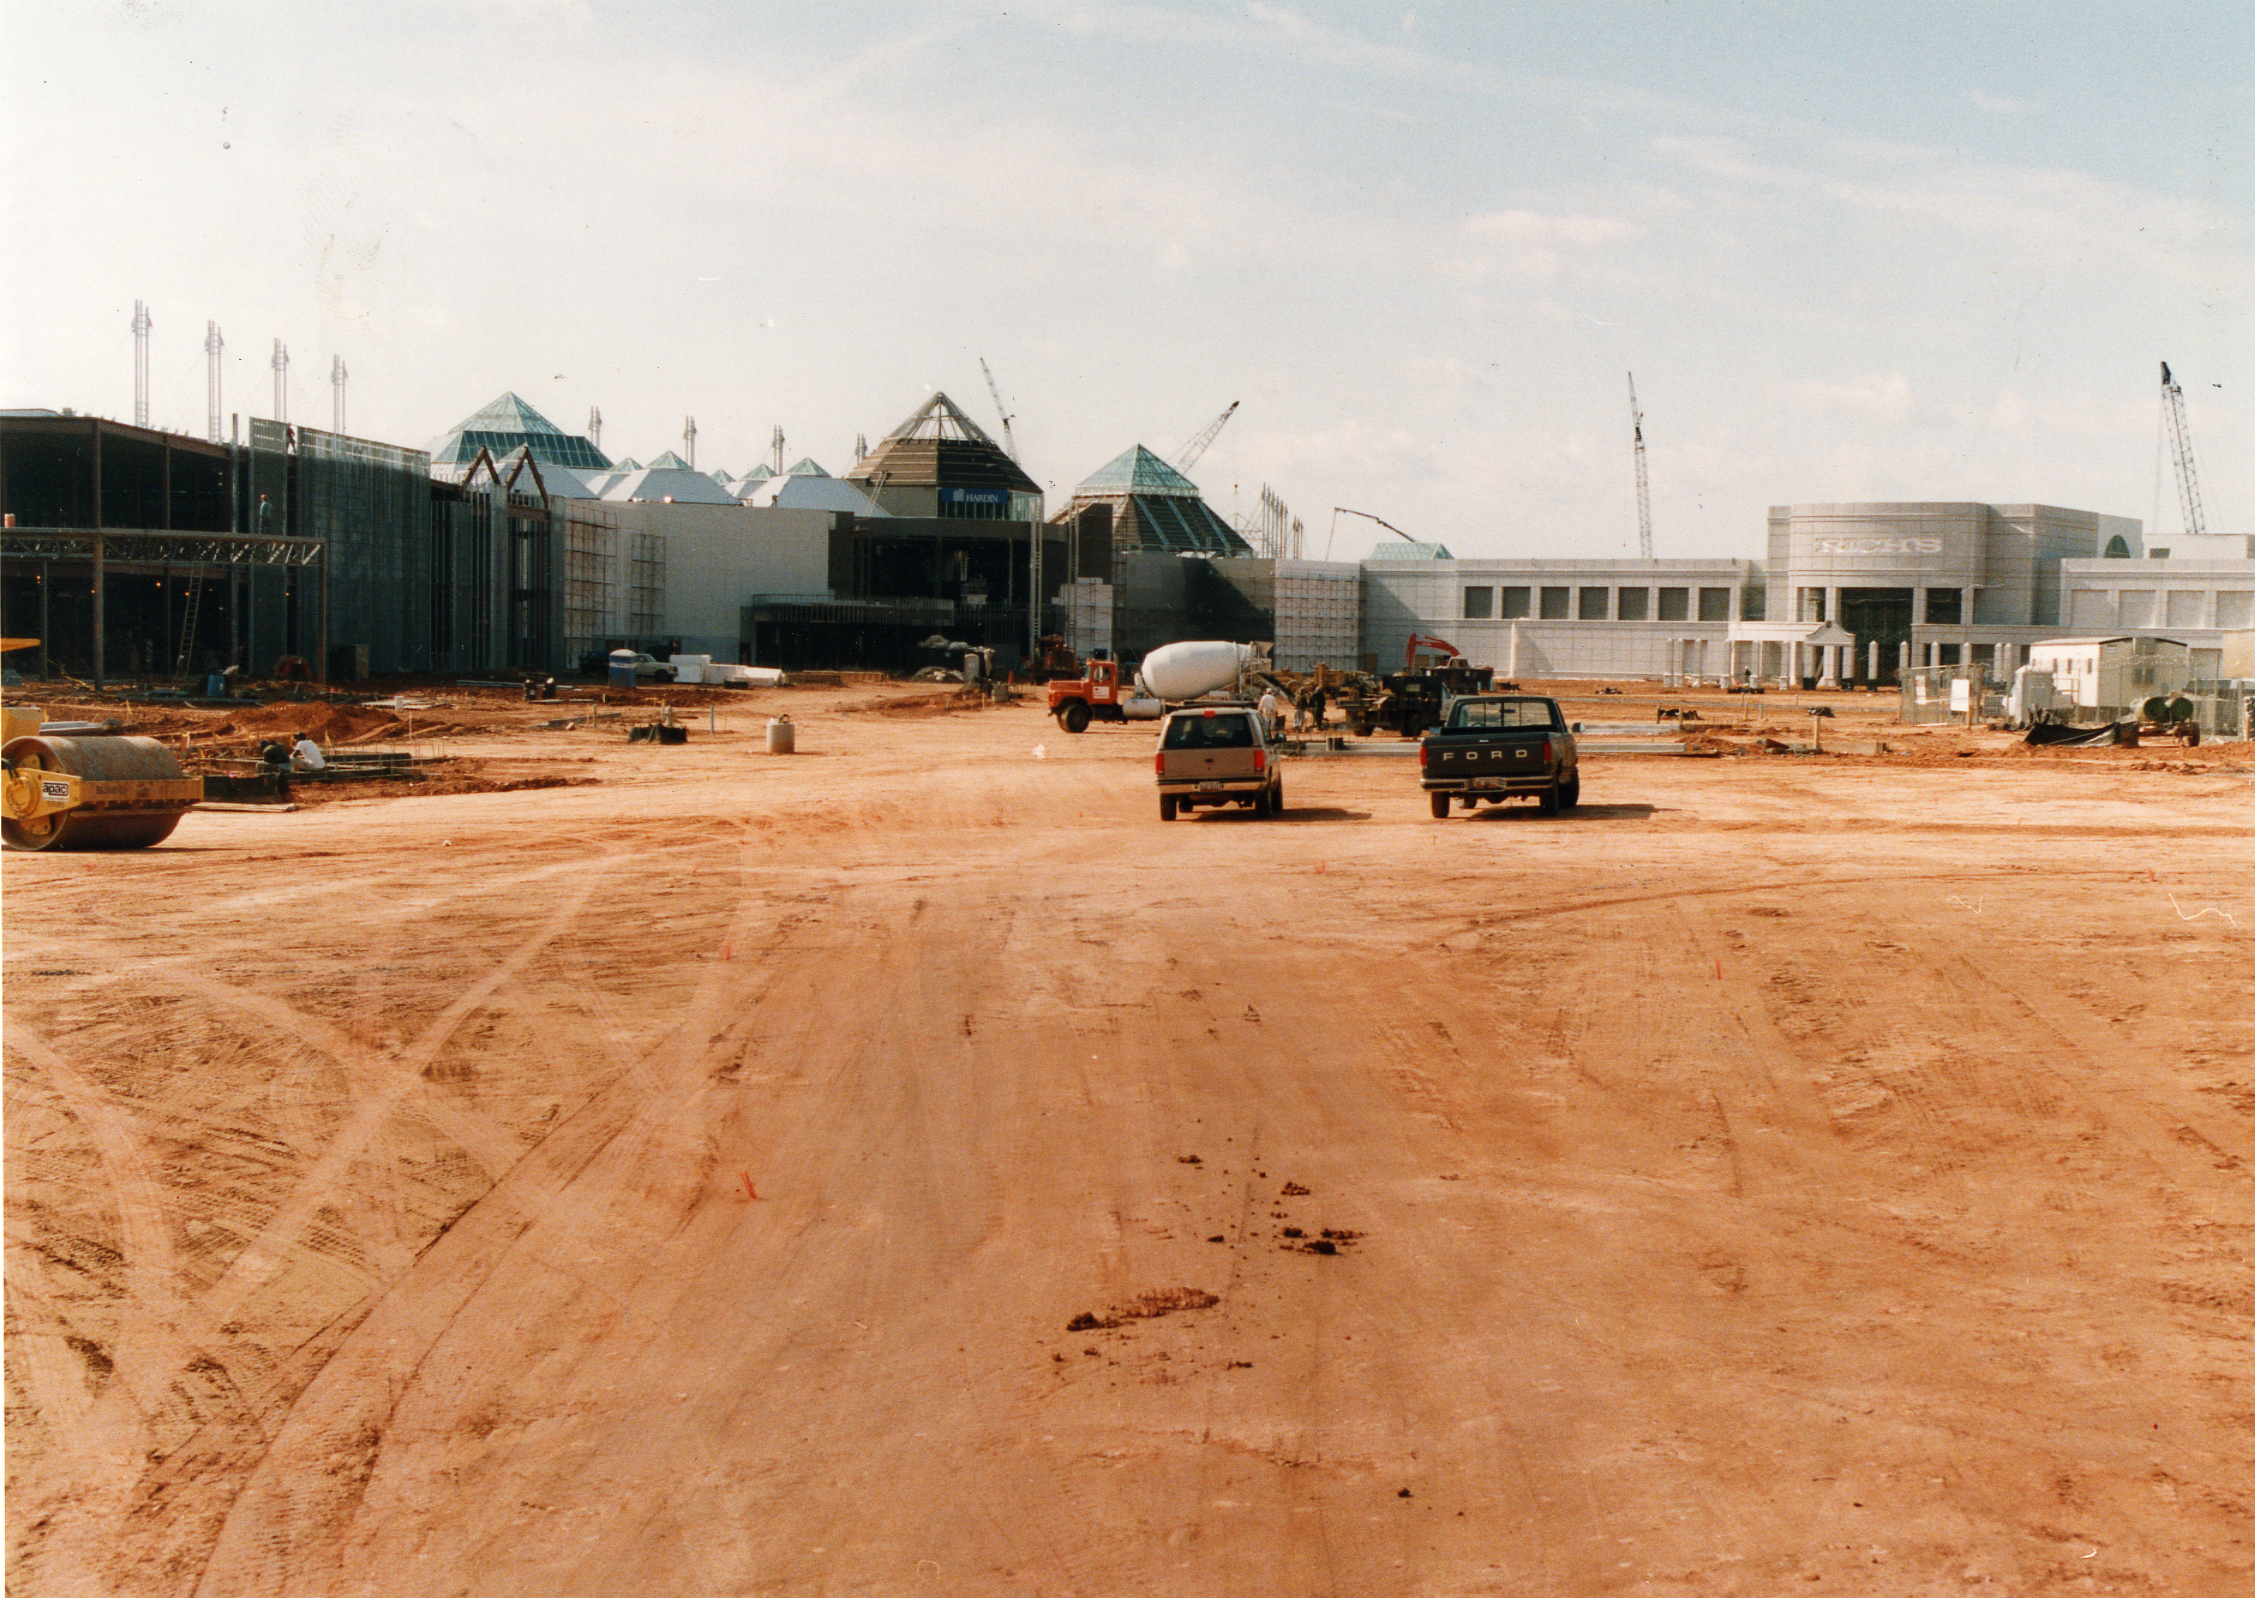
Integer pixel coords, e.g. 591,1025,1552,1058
2024,636,2191,712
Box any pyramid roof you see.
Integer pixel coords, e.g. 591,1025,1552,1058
845,390,1038,497
645,449,693,470
783,457,830,477
742,474,890,515
1074,444,1201,499
596,466,741,505
877,391,1001,449
427,391,611,470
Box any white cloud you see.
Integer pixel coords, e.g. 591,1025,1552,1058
1458,209,1635,277
1790,372,1914,423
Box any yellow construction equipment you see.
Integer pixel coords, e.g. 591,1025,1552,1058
2,724,202,851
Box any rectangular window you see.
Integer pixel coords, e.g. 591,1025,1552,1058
1657,587,1689,621
1461,585,1494,620
1578,586,1609,620
1500,586,1531,618
1925,587,1962,625
1698,587,1731,622
1938,643,1961,666
1616,587,1649,621
1539,586,1571,619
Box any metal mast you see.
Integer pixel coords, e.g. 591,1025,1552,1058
1628,371,1653,560
588,406,602,452
204,321,224,442
132,300,153,427
2160,361,2210,541
1174,400,1239,473
331,355,347,433
979,357,1017,459
771,424,784,475
271,340,289,423
683,414,697,469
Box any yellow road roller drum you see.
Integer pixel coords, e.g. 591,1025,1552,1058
2,734,203,851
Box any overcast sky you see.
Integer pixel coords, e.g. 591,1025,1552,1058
4,1,2246,560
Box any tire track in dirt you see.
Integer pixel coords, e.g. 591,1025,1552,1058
192,865,613,1335
176,838,782,1598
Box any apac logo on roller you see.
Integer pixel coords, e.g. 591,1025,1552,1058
1812,537,1944,555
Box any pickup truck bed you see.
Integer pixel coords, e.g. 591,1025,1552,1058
1419,695,1579,817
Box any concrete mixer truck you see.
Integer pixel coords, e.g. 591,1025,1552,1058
1047,640,1259,733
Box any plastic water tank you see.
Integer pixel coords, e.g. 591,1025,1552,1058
765,716,795,754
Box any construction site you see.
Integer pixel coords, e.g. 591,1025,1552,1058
6,305,2254,1594
4,657,2252,1595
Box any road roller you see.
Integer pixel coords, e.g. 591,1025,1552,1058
2,719,204,851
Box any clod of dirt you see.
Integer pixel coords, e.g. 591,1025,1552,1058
1398,1488,1413,1498
1280,1181,1311,1197
1206,1235,1225,1243
1119,1287,1219,1320
1320,1228,1360,1242
1177,1154,1202,1164
1281,1227,1305,1239
1305,1240,1338,1255
1069,1287,1220,1333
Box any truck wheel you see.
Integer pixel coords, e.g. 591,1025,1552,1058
1160,794,1178,821
1559,772,1580,810
1429,791,1449,820
1537,783,1560,816
1270,780,1284,814
1060,700,1091,734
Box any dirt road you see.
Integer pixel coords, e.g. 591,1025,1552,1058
7,692,2252,1594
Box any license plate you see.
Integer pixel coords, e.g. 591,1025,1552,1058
1197,780,1223,791
1472,778,1503,790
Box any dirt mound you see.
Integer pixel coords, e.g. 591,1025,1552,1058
217,703,408,743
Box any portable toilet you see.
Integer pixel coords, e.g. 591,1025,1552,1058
608,648,638,690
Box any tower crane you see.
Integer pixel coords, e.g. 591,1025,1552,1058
2160,361,2209,541
1174,401,1239,473
1627,371,1654,560
979,357,1018,460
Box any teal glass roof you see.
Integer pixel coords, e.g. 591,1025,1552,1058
646,450,692,470
783,457,830,477
1075,444,1200,498
1364,540,1454,561
428,392,611,470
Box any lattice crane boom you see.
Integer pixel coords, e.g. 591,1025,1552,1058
979,357,1018,460
2161,361,2209,541
1175,400,1239,473
1628,371,1654,560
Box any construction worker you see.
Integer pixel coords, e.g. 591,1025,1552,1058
1257,686,1284,740
288,731,325,772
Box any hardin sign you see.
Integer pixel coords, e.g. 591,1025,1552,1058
1812,537,1944,556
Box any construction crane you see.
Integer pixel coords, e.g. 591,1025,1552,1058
2160,361,2210,541
1325,505,1416,559
979,357,1018,460
1174,401,1239,473
1627,371,1654,560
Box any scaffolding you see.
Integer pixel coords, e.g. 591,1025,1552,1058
563,503,619,659
627,531,667,639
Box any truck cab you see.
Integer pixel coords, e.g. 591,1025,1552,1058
1050,658,1165,733
1418,695,1579,817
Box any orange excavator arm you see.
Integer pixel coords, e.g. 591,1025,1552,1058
1404,633,1461,672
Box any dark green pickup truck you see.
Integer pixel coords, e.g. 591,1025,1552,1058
1418,695,1580,818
